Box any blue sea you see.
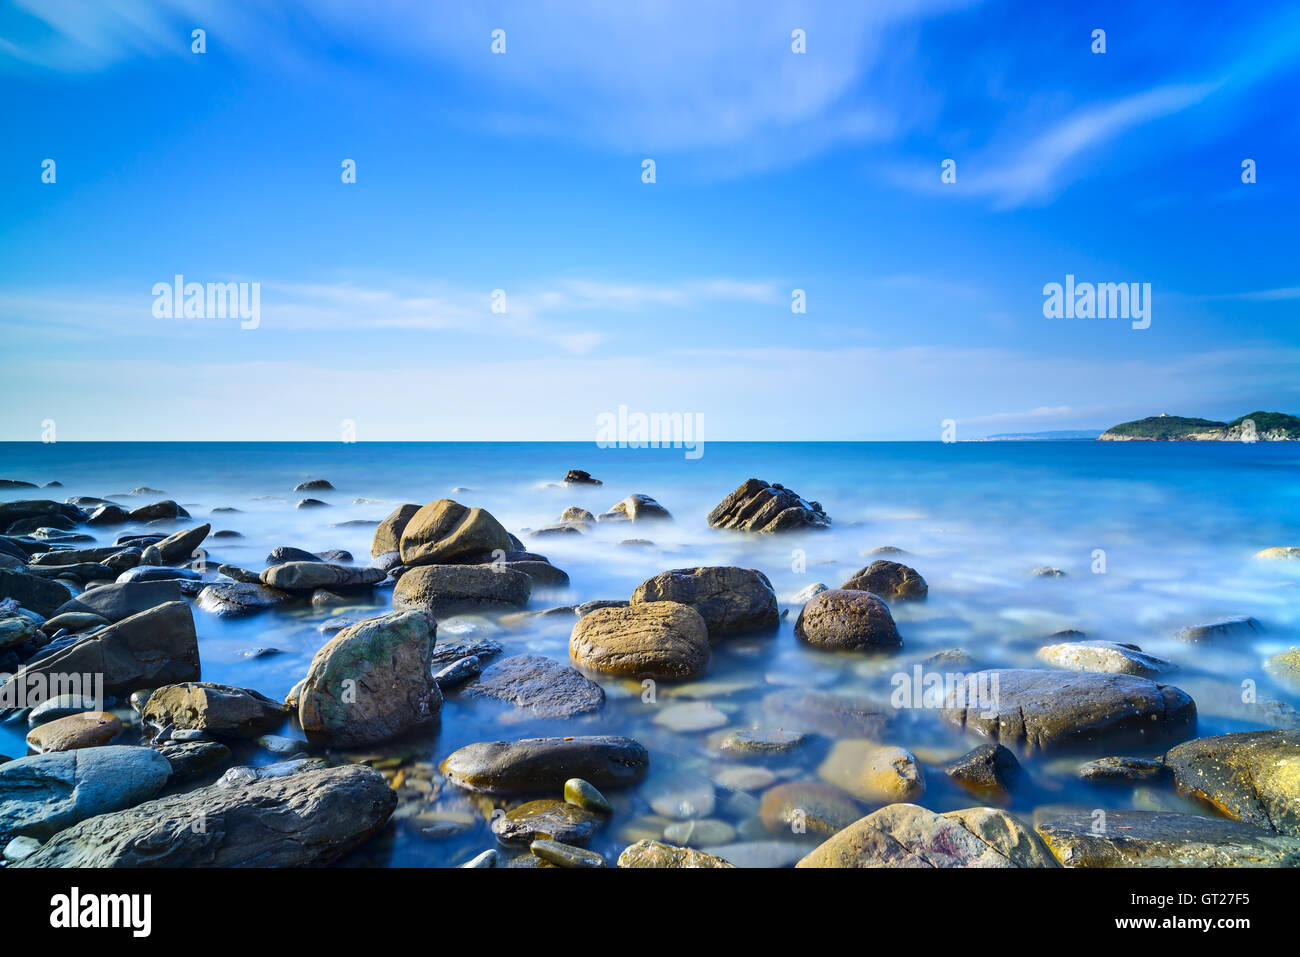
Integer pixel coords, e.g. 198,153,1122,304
2,441,1299,866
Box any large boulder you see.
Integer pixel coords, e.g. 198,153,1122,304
462,654,604,719
707,478,829,532
126,500,186,522
441,735,649,795
1164,730,1300,836
142,682,291,739
0,746,172,840
141,524,210,566
371,503,420,557
0,568,70,618
298,610,441,747
15,764,395,867
399,499,513,566
0,500,82,528
599,493,672,523
392,563,531,613
51,580,184,623
260,561,385,591
0,601,199,700
631,566,778,637
797,804,1056,868
841,560,928,601
569,601,710,679
1033,807,1300,867
794,588,901,651
940,669,1196,754
195,582,296,617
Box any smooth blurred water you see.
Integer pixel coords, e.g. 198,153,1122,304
2,441,1299,866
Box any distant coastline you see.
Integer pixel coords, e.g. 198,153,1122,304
1097,411,1300,441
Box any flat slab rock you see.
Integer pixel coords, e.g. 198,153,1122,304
15,764,396,867
260,561,385,591
441,735,649,795
940,669,1196,754
1164,730,1300,836
1033,807,1300,867
491,799,601,845
462,653,604,719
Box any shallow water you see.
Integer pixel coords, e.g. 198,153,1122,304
2,441,1299,866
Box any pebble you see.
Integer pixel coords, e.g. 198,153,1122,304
564,777,612,813
530,839,605,868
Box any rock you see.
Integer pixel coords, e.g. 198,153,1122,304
433,655,482,689
719,728,807,756
126,500,185,522
944,744,1021,798
25,712,122,753
0,499,82,528
0,746,172,840
141,524,210,566
1,601,199,699
1033,807,1300,867
492,799,601,845
662,819,736,846
1175,616,1261,643
563,470,602,486
762,689,891,738
653,701,728,732
792,582,827,603
644,771,716,819
115,564,200,584
707,478,830,532
0,612,38,648
16,764,395,867
216,564,261,584
699,841,806,868
294,479,335,491
462,654,604,719
399,499,513,566
618,839,734,868
3,836,41,862
601,493,671,523
260,561,385,592
367,504,419,559
529,524,583,538
841,561,928,601
1164,730,1300,836
1078,756,1168,783
504,559,569,587
460,849,498,868
939,669,1196,754
393,563,531,613
1036,639,1174,677
27,693,112,725
817,740,925,803
298,610,441,747
794,589,901,651
530,838,605,867
1031,566,1066,578
797,803,1055,868
0,479,37,489
1266,648,1300,689
631,566,779,638
152,740,232,779
759,781,862,836
564,778,611,813
143,682,290,739
87,504,128,526
569,601,710,679
1253,547,1300,561
0,569,72,618
51,579,184,623
297,498,329,509
441,736,649,795
266,546,322,563
195,582,296,617
561,506,595,524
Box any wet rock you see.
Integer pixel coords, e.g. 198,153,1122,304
0,746,172,840
25,712,121,753
260,561,385,592
653,701,728,732
618,839,735,868
939,669,1196,754
759,781,862,836
644,770,716,819
1031,566,1066,578
0,500,83,528
441,735,649,795
631,566,779,638
719,727,807,756
1,601,199,700
762,689,891,738
570,601,710,679
298,610,441,747
817,740,925,803
371,503,421,557
707,478,829,532
529,523,583,538
195,582,296,617
1175,616,1261,643
52,579,184,623
0,569,72,618
1033,806,1300,867
841,560,928,601
143,682,290,739
399,499,513,566
794,589,902,651
492,799,601,845
297,498,329,509
393,563,531,613
561,506,595,524
463,654,604,719
266,546,322,563
1077,756,1168,784
430,636,504,666
0,611,39,649
944,743,1021,798
599,493,672,523
115,564,200,584
86,504,128,526
140,524,210,566
1266,648,1300,689
152,740,232,779
798,803,1056,868
531,838,605,867
433,655,481,689
1036,639,1174,677
699,841,806,868
3,836,41,862
563,470,602,486
564,777,611,813
503,559,570,587
1253,547,1300,561
16,764,395,867
126,500,186,522
1165,730,1300,836
27,693,112,725
792,582,827,603
663,818,737,846
294,479,335,491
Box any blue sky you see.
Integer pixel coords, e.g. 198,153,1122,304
1,0,1297,441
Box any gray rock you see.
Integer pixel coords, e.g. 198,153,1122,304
195,582,296,617
631,566,779,637
944,743,1021,797
0,569,72,618
1175,616,1261,643
707,478,829,532
151,740,232,779
140,524,210,566
51,580,184,623
441,735,650,795
1077,756,1168,784
463,653,604,718
260,561,385,591
115,564,201,584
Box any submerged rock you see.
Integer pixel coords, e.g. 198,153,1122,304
944,743,1021,798
16,764,395,867
441,735,649,795
759,781,862,836
762,688,891,738
841,561,928,602
1174,616,1261,643
569,601,710,679
631,566,779,637
1036,639,1174,677
794,588,902,651
599,493,672,523
1077,756,1168,784
260,561,385,591
462,653,604,719
1164,730,1300,836
817,739,925,803
719,727,807,756
195,582,296,617
617,839,734,868
492,799,601,845
707,478,830,532
400,499,513,566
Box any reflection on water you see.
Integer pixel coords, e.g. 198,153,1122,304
2,441,1298,866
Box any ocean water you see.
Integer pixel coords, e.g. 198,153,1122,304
2,441,1299,866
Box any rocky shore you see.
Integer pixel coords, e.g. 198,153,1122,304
2,471,1299,869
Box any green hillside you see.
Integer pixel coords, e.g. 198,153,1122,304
1227,411,1300,433
1100,411,1300,440
1101,415,1226,439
